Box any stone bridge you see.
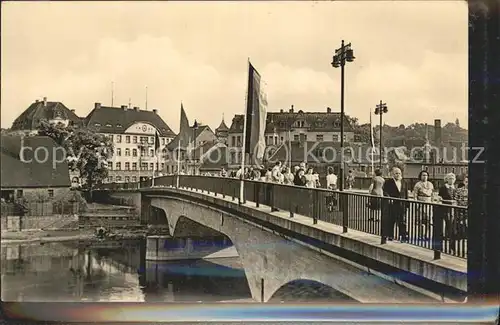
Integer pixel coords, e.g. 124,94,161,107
101,185,468,304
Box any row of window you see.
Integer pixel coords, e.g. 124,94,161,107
229,134,347,147
422,165,468,175
114,147,168,157
110,162,165,171
108,134,172,145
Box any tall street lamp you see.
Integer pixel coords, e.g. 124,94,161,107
374,100,388,170
331,40,355,191
192,120,199,175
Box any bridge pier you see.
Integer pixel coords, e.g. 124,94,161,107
146,235,237,261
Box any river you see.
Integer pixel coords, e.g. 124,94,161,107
1,238,354,303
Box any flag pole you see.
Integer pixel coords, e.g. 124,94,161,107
176,140,181,188
239,59,250,204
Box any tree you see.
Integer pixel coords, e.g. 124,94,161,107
38,121,114,200
38,119,73,147
69,127,114,196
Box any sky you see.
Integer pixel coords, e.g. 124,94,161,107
1,1,468,132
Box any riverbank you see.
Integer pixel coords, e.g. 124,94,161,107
1,228,149,245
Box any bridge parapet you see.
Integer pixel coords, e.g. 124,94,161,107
100,175,467,260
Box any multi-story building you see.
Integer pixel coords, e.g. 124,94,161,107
165,124,218,175
214,117,229,145
10,97,84,134
226,106,355,169
84,103,176,183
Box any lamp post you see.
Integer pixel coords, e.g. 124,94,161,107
192,120,199,175
331,40,355,191
374,100,388,170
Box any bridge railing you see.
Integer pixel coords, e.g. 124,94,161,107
99,175,467,260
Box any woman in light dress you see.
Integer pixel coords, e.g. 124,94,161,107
412,170,434,240
451,174,468,253
283,167,295,185
304,167,316,188
368,176,385,221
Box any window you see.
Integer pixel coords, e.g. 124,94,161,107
141,162,148,171
132,162,137,170
140,136,148,144
116,124,122,128
140,148,146,157
126,136,130,143
131,176,137,182
116,162,121,170
108,176,113,182
116,176,122,182
125,148,130,156
106,123,112,127
116,135,122,143
436,167,441,174
304,134,308,141
149,148,154,156
281,137,284,143
94,123,101,127
161,163,165,170
47,189,54,198
316,134,324,142
132,149,137,157
108,135,113,141
150,163,154,170
334,120,340,128
237,136,242,146
452,167,456,173
155,163,159,170
444,167,449,174
149,136,154,144
294,135,299,141
125,176,130,183
116,148,121,156
133,136,138,144
125,162,130,170
162,138,165,145
108,162,113,170
332,134,339,142
230,152,236,163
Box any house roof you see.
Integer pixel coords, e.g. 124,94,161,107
228,110,354,134
1,135,71,188
11,100,83,131
215,119,229,133
84,105,176,137
166,125,213,151
199,145,230,171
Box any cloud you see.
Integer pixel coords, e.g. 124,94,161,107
1,1,468,132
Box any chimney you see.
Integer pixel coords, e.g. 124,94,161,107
434,119,442,147
43,97,47,107
327,107,332,113
94,102,101,109
70,109,76,113
289,105,294,113
280,109,284,113
121,105,128,110
35,100,39,103
152,109,158,114
133,106,139,111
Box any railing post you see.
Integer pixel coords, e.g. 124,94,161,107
432,204,443,260
255,182,260,208
341,192,348,233
380,198,388,244
270,185,276,212
312,190,318,225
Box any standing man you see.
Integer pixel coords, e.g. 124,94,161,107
382,167,409,242
271,161,282,183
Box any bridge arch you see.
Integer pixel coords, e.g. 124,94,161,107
268,279,359,303
149,195,432,303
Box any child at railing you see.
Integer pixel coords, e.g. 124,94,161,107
367,176,384,221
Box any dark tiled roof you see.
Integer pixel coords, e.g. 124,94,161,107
228,110,354,134
11,101,83,130
84,105,176,137
1,135,70,188
215,119,229,132
166,125,213,151
199,145,230,171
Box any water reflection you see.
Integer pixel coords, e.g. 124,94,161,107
1,239,252,302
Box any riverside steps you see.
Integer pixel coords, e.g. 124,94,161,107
96,175,468,303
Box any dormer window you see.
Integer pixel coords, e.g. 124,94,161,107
116,124,122,128
333,119,340,128
106,123,112,127
95,123,101,127
296,120,305,128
